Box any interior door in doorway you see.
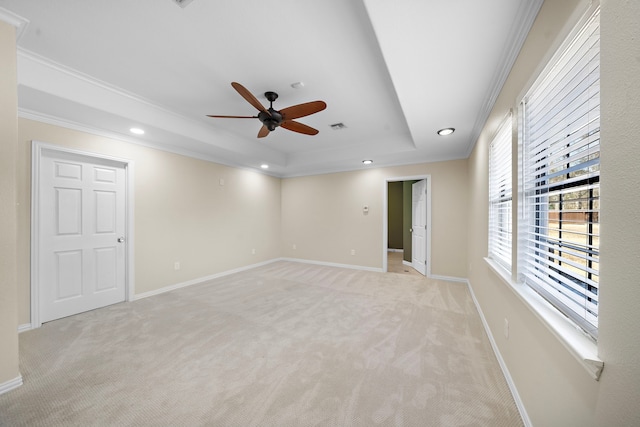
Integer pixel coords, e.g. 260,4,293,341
38,149,127,323
411,179,427,275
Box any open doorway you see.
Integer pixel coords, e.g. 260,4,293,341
383,175,431,276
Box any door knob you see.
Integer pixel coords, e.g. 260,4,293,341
117,237,125,243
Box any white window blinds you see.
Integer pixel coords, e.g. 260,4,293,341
489,116,513,270
521,9,600,338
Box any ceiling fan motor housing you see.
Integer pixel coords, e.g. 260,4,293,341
259,109,283,131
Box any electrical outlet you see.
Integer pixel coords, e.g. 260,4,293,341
174,261,181,271
504,318,509,339
292,244,296,250
251,248,256,255
351,249,356,256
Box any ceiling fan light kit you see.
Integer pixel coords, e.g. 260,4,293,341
208,82,327,138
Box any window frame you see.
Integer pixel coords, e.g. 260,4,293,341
488,115,513,271
519,6,600,340
485,2,603,381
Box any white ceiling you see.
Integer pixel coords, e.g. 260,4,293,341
1,0,542,177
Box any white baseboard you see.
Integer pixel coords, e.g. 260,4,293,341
429,273,467,283
281,257,384,273
0,375,23,396
133,257,384,301
17,323,32,333
133,258,283,300
465,279,531,427
387,248,404,253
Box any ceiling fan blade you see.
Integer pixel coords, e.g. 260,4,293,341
207,115,257,118
231,82,269,114
257,125,270,138
280,101,327,120
281,120,319,136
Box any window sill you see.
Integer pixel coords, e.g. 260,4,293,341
484,257,603,380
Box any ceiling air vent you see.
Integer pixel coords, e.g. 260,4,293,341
172,0,195,8
330,123,347,130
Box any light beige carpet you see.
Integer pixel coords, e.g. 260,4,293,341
0,261,523,426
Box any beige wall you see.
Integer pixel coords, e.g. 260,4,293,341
596,0,640,423
13,121,470,331
14,122,469,346
0,21,20,388
467,0,640,425
281,160,468,278
16,119,282,324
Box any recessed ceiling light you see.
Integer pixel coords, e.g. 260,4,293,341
291,82,305,89
130,128,145,135
260,164,269,169
362,160,373,165
437,128,455,136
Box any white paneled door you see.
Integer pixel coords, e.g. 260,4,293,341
38,149,126,323
411,179,427,275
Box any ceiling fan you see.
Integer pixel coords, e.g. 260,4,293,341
208,82,327,138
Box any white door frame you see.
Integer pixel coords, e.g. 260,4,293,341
30,141,135,328
382,175,431,276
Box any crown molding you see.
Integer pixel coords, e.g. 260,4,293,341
18,108,232,168
0,7,29,40
18,48,190,114
18,108,283,178
465,0,544,158
17,48,285,164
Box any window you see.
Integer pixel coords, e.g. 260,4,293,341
520,9,600,339
489,116,513,271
